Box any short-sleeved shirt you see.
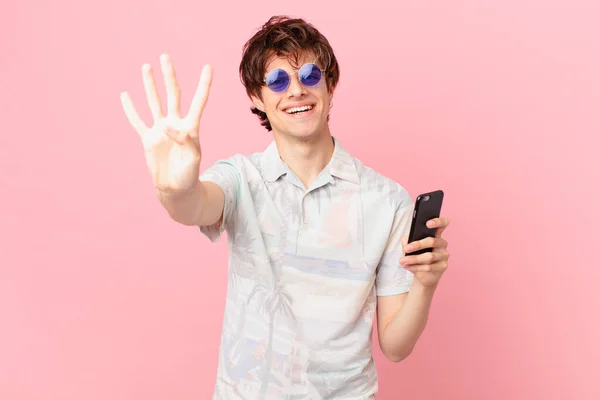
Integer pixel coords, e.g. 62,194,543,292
199,137,414,400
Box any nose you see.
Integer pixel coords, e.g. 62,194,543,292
286,74,307,98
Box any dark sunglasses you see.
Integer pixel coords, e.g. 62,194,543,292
264,63,325,93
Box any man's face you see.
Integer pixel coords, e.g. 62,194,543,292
252,53,333,140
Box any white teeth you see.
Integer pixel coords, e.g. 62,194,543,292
286,105,313,114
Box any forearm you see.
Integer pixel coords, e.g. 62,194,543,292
157,180,221,226
380,280,438,361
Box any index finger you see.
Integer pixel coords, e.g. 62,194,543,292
187,64,213,125
427,217,450,237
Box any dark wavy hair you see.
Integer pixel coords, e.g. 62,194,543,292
239,16,340,131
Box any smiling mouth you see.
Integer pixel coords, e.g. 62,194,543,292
285,105,314,115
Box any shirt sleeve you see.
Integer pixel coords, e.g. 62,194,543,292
197,157,241,242
375,187,415,296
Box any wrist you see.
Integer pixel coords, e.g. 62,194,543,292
156,180,201,200
410,278,438,295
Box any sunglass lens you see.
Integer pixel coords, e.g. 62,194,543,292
266,69,289,92
299,64,322,87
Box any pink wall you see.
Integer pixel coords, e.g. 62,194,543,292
1,0,598,399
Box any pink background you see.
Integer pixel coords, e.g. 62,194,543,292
1,0,599,399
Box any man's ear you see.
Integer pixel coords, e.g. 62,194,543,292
251,95,265,112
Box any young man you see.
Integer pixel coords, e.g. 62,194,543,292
121,15,450,400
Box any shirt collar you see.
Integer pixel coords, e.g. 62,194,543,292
260,140,289,182
329,137,360,184
260,136,360,185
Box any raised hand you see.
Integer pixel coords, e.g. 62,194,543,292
120,54,213,196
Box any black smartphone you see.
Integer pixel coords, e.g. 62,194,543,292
406,190,444,255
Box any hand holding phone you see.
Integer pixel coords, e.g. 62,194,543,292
406,190,444,255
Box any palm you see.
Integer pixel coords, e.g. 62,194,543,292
141,119,201,191
120,53,213,193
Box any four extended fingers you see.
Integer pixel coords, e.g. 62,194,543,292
122,54,211,136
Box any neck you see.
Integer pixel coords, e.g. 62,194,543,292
273,130,335,189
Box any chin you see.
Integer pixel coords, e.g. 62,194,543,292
279,118,328,140
281,126,323,141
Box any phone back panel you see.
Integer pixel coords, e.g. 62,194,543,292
407,190,444,255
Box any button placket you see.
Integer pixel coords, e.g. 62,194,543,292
300,193,309,232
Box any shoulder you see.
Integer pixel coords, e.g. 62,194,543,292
352,156,413,211
203,149,265,174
